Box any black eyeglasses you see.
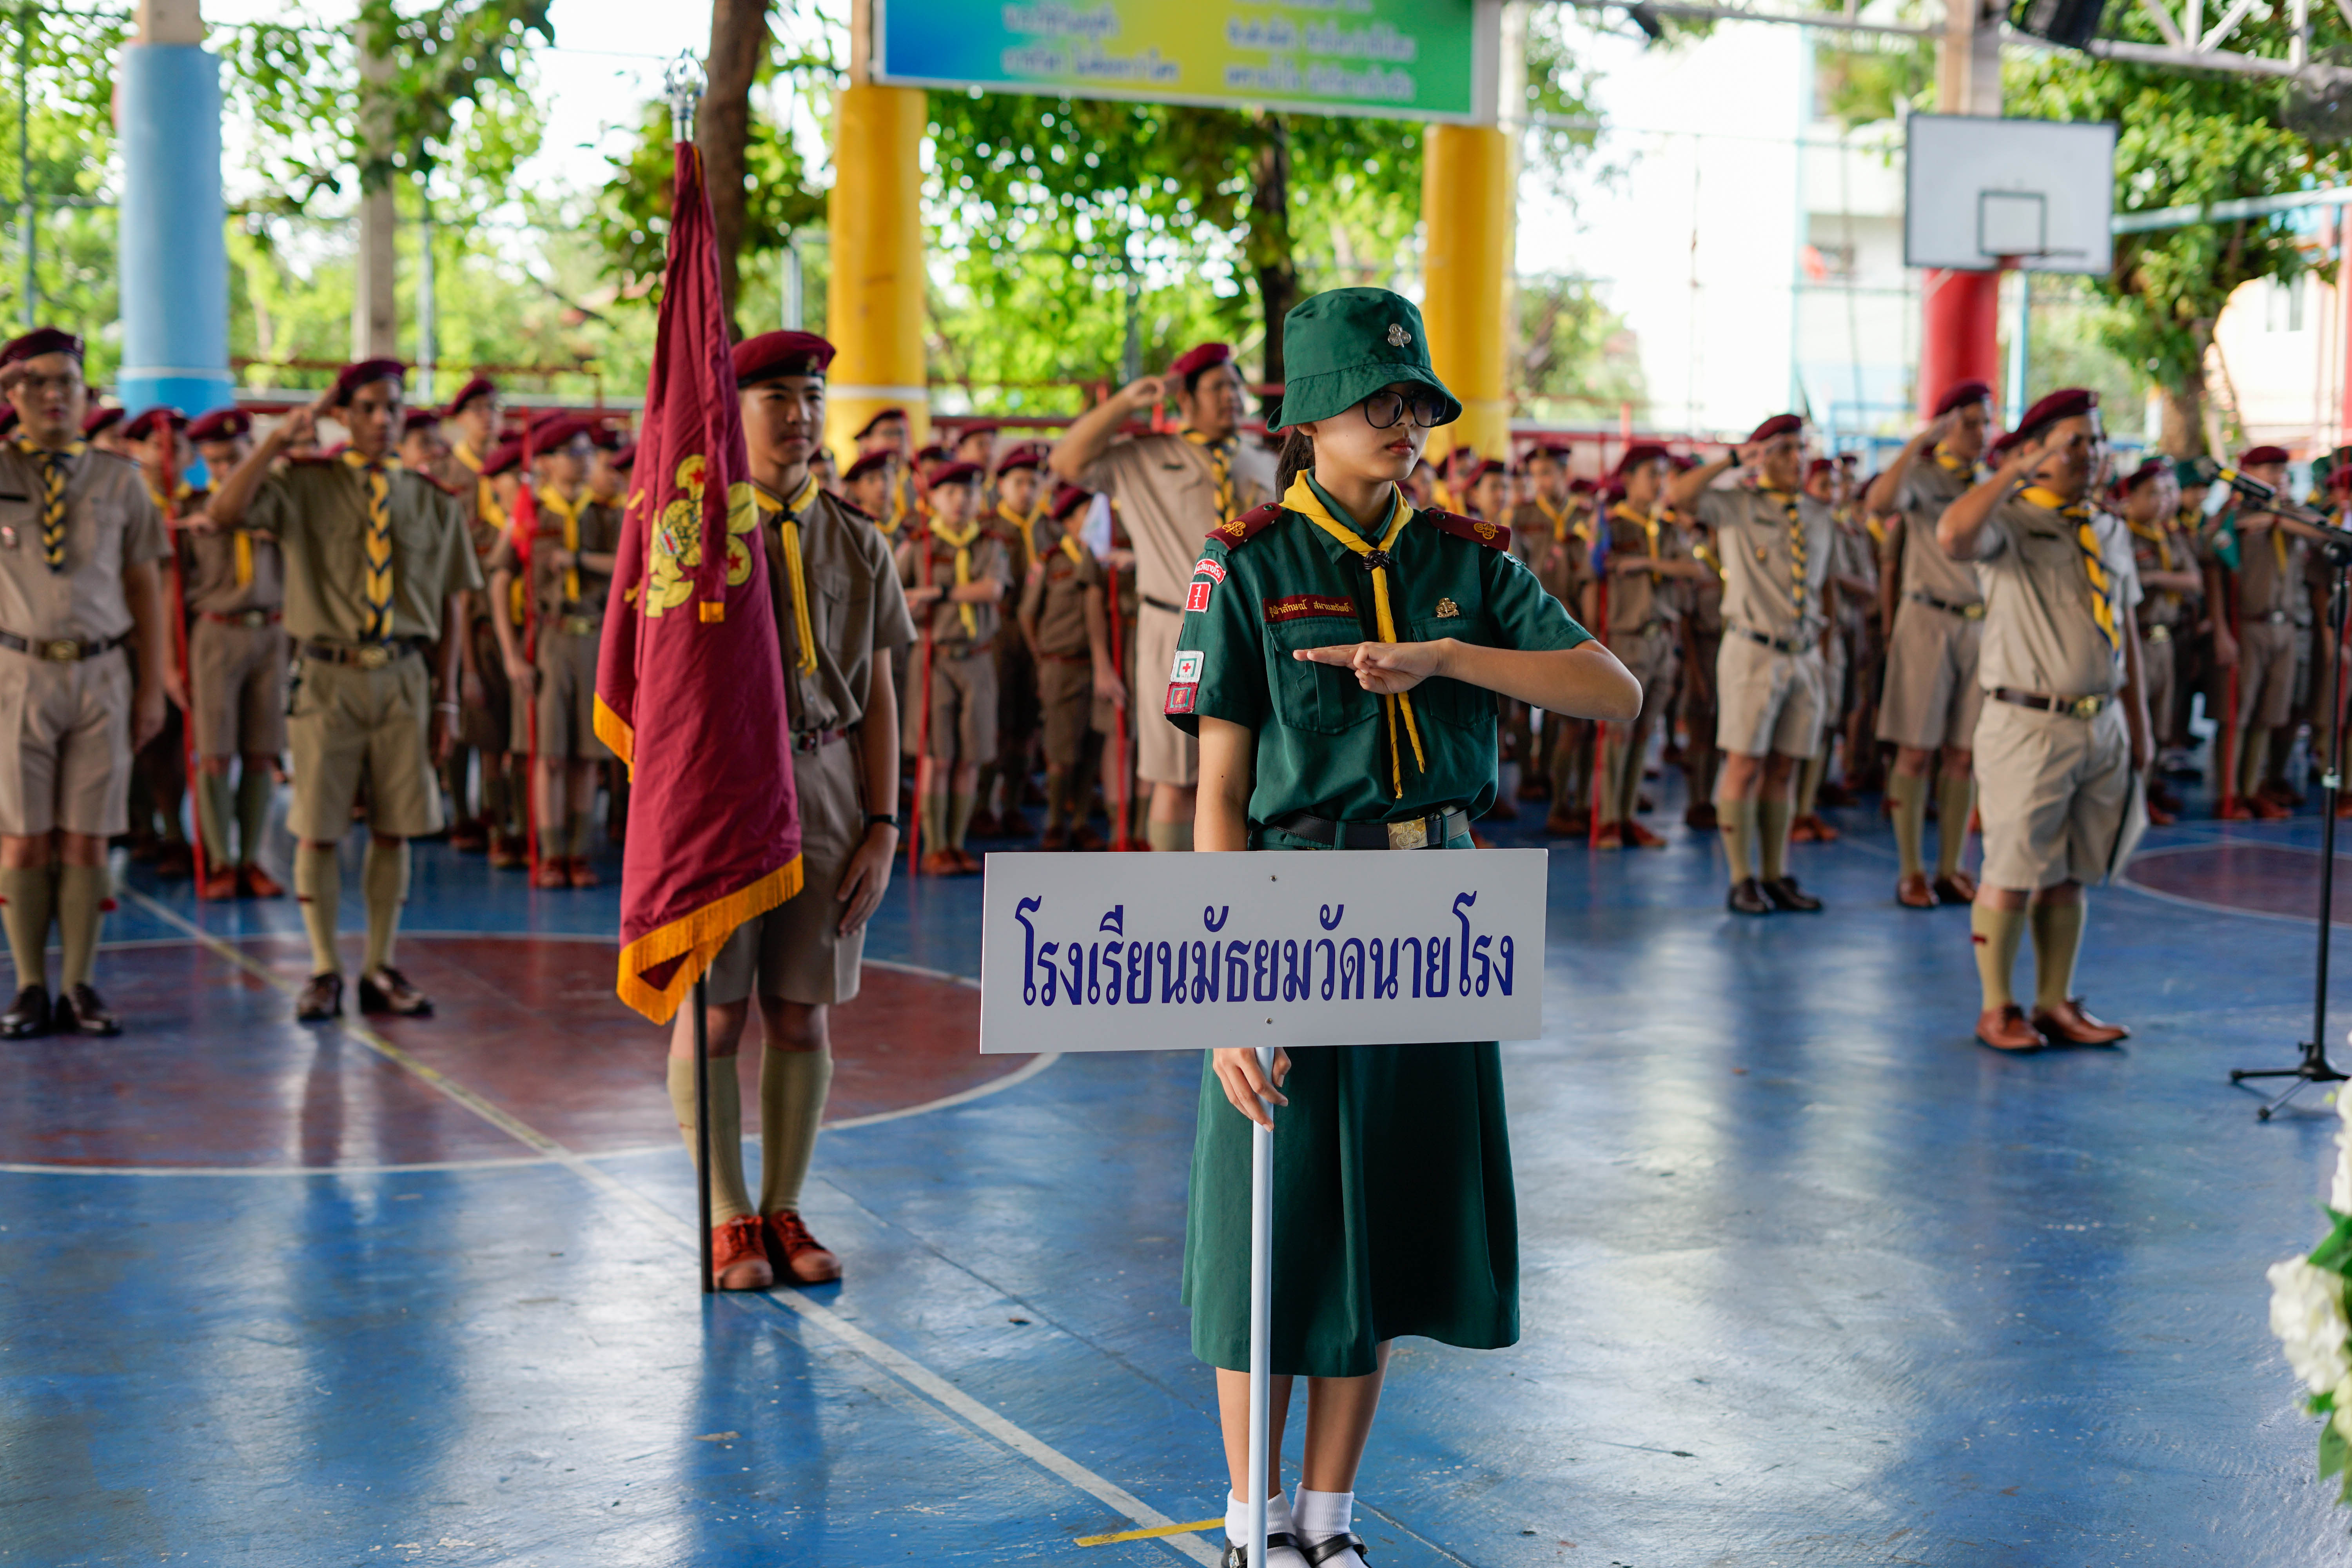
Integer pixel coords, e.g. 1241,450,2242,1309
1360,389,1448,430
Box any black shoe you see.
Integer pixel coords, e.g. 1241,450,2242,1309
295,972,342,1023
1763,875,1824,912
1,983,49,1038
53,983,120,1036
359,965,433,1017
1727,877,1773,915
1221,1534,1303,1568
1302,1533,1370,1566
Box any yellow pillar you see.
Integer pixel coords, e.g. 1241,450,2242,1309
1419,123,1512,460
824,82,930,463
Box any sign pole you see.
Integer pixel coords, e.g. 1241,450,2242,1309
1247,1042,1274,1568
693,975,713,1293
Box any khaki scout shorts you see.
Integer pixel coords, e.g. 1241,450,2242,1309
461,615,510,753
902,644,998,763
2237,619,2298,730
1135,603,1198,788
287,651,444,841
190,617,289,759
2139,631,2176,748
1037,656,1094,767
0,646,133,837
706,736,867,1007
1973,696,2135,891
513,623,610,761
1877,599,1984,752
1715,632,1823,759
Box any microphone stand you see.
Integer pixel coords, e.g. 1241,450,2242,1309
2223,482,2352,1117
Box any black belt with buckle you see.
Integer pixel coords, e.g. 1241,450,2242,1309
1991,686,2111,719
0,630,126,663
1267,806,1472,851
791,728,847,753
203,609,281,628
2256,608,2294,624
1907,590,1986,621
1732,625,1808,655
2145,623,2174,643
1140,593,1183,615
301,638,423,670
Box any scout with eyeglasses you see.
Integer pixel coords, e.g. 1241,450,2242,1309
1165,287,1638,1568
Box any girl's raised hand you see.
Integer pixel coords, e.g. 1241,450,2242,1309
1293,639,1446,695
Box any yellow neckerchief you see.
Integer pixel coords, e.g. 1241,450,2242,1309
1282,474,1427,799
339,448,396,637
1532,492,1570,543
1933,443,1983,481
1610,500,1661,559
1057,532,1087,569
2022,485,2118,653
1864,513,1888,549
1182,428,1240,523
454,440,501,529
753,474,821,674
1757,485,1808,617
2127,514,2182,609
996,499,1041,567
535,485,584,606
16,434,81,573
927,515,983,640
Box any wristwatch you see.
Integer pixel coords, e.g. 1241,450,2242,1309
865,813,899,832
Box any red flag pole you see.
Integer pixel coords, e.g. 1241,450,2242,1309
2221,593,2240,817
516,410,540,876
155,425,207,898
911,522,933,879
1589,542,1610,849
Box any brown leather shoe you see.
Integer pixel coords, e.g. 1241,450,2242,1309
1683,800,1719,831
1932,871,1979,905
200,866,241,901
1727,877,1773,915
1976,1003,2042,1051
1544,809,1589,838
1762,875,1824,912
1039,822,1069,851
1789,814,1820,844
530,857,571,890
1625,820,1668,849
566,856,601,889
765,1210,842,1285
358,965,432,1018
488,833,527,869
713,1216,775,1291
53,983,120,1036
954,848,985,874
1592,822,1624,850
238,863,285,899
1897,871,1938,909
2033,997,2130,1045
1804,813,1840,842
1070,823,1108,852
295,973,342,1023
920,849,963,877
2249,796,2292,820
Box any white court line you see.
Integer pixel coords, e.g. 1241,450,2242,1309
110,888,1213,1564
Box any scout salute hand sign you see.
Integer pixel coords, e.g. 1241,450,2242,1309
1163,287,1638,1568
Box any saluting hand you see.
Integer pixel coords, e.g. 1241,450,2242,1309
1114,374,1167,414
1293,638,1447,695
1212,1046,1291,1131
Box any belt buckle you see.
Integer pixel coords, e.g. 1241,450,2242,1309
1962,603,1986,620
563,615,595,637
40,638,80,663
2069,695,2102,719
2148,624,2171,642
356,644,391,670
793,731,819,754
242,611,268,628
1385,818,1428,851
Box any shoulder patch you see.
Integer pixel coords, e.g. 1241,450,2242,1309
1207,502,1283,548
1423,508,1511,551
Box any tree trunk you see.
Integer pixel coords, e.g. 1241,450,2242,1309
2157,322,2212,458
1247,113,1296,409
697,0,772,340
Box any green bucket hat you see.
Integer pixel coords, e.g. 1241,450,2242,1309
1269,287,1462,434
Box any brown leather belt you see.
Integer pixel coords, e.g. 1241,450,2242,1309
1991,686,2111,719
1732,625,1808,655
301,639,424,670
203,609,281,628
1038,651,1091,664
0,630,125,662
1907,590,1985,621
1267,807,1472,851
791,728,847,754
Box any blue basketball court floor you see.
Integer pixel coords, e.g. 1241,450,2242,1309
7,767,2352,1566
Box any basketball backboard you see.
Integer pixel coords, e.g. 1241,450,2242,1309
1904,114,2116,274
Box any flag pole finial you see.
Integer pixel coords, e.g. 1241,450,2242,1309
664,53,706,144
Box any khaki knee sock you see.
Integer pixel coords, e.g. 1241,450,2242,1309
1888,769,1927,878
1719,796,1757,882
1796,750,1826,817
668,1054,753,1224
295,844,341,975
1595,729,1626,825
56,864,105,989
1146,818,1193,852
2240,726,2271,800
1971,901,2027,1010
1757,794,1793,882
361,838,408,975
1935,771,1975,878
0,863,52,991
195,771,234,868
536,825,566,864
235,763,272,865
567,804,592,857
948,791,976,850
757,1045,833,1215
1044,768,1069,829
2029,898,2086,1012
919,788,947,855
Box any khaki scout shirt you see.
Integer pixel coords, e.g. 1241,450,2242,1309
1675,516,1726,636
991,500,1049,583
487,489,622,624
245,457,483,643
2128,518,2192,631
0,443,169,642
1076,430,1276,610
1599,503,1684,633
182,498,285,617
2226,515,2314,623
897,526,1011,655
1893,450,1986,606
1959,493,2143,699
1694,484,1834,643
763,485,917,733
1018,533,1104,659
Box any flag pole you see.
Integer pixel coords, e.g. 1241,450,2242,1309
1247,1043,1274,1568
694,974,713,1293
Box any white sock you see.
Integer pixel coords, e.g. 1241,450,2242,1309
1294,1488,1363,1565
1224,1491,1305,1565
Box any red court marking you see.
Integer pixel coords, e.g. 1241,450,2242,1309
0,936,1016,1169
2125,842,2352,925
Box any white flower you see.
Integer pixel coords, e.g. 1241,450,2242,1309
2331,1090,2352,1214
2270,1258,2352,1393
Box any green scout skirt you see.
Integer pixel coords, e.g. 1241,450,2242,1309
1179,826,1519,1378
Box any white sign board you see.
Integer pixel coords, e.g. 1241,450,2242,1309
978,849,1546,1054
1904,114,2116,275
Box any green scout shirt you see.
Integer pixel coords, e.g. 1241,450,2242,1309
1166,478,1591,826
246,457,484,643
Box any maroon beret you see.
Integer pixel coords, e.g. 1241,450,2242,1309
80,405,124,437
1477,459,1507,479
443,375,496,418
1050,483,1095,521
2240,444,2290,467
610,440,637,472
955,420,1000,441
1986,428,2024,463
1568,476,1597,494
854,407,908,439
844,450,894,483
915,444,951,469
995,443,1044,475
1806,457,1836,477
2115,456,2168,494
1,327,83,368
480,439,525,477
401,408,443,436
1933,379,1994,416
2014,388,2097,440
186,407,253,443
733,330,836,385
525,412,589,452
1170,343,1234,383
120,406,186,442
330,358,406,407
928,460,984,488
1614,442,1670,475
1745,413,1804,445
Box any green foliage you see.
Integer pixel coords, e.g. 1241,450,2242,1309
590,97,828,296
356,0,552,189
1514,272,1647,421
0,6,132,375
1812,33,1935,127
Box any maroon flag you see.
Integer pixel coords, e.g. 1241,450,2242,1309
595,141,802,1023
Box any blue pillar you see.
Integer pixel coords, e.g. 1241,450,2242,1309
116,40,230,419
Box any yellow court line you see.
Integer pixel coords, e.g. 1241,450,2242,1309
1075,1518,1221,1547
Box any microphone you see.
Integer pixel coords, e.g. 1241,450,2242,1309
2192,455,2278,506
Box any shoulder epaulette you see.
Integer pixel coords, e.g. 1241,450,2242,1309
829,493,875,522
1207,501,1283,548
1423,508,1511,551
406,468,459,498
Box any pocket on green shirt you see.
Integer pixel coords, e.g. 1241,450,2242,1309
1406,613,1499,731
1263,619,1378,735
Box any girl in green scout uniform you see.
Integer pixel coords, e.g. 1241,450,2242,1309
1165,288,1639,1568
